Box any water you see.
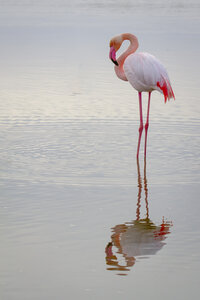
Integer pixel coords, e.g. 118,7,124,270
0,1,200,299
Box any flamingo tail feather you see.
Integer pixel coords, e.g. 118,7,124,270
157,77,175,103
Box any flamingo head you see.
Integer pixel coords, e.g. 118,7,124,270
109,35,123,66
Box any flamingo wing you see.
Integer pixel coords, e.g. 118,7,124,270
124,52,175,102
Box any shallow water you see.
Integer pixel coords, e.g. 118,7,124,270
0,1,200,299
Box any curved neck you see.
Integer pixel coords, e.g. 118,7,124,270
118,33,139,65
115,33,139,81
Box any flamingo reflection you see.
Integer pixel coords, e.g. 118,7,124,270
105,159,172,275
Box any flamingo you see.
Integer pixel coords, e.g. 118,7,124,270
109,33,175,158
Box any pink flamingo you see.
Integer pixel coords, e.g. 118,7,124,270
109,33,175,158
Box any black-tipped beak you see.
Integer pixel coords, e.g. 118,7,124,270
111,58,119,66
109,46,118,66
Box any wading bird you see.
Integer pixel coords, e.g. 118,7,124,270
109,33,175,158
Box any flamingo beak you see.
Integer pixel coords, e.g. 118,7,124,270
109,46,118,66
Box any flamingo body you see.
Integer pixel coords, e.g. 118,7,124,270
123,52,174,102
109,33,175,158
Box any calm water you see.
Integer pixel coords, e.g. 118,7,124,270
0,1,200,299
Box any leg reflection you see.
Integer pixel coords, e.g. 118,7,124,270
105,158,172,275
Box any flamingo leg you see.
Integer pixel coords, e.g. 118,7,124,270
137,92,143,159
144,92,151,157
143,158,149,219
136,158,142,220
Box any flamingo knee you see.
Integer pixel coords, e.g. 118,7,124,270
139,124,143,133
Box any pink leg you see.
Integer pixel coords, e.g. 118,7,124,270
144,92,151,157
137,92,143,159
